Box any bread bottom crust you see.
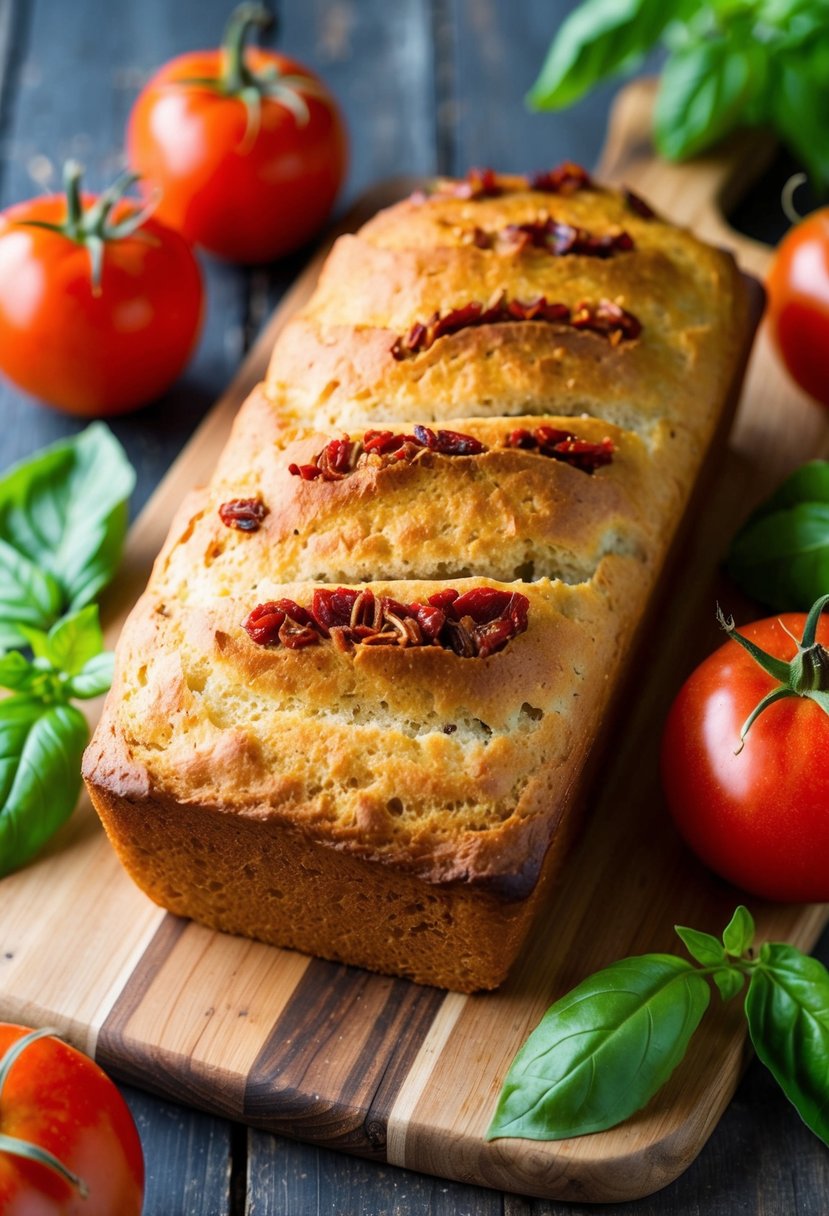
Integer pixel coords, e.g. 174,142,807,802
86,769,575,993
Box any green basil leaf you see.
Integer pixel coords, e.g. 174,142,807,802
675,924,725,967
0,540,63,650
769,43,829,193
655,33,766,161
0,423,135,618
486,954,710,1140
745,943,829,1145
0,652,38,694
0,697,88,876
748,462,829,521
713,968,745,1002
727,503,829,611
527,0,689,111
43,604,104,677
64,651,115,700
722,905,755,957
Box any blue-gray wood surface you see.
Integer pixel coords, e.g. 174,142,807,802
0,0,826,1212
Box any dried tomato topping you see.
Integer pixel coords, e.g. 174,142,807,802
530,163,592,194
218,497,269,532
288,425,484,482
624,188,656,219
420,163,593,202
571,298,642,344
243,587,529,658
504,425,615,473
391,290,641,359
474,218,633,259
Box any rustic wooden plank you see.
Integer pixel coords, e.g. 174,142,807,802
244,1130,505,1216
122,1085,234,1216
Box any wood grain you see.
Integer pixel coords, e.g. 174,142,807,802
2,82,828,1204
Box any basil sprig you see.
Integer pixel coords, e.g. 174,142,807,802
0,427,133,876
727,461,829,611
528,0,829,193
488,907,829,1145
0,423,135,649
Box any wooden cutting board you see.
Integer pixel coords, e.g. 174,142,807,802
2,80,828,1203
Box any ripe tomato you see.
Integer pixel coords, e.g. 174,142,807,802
0,1024,144,1215
127,5,347,264
0,163,203,416
766,204,829,408
661,603,829,902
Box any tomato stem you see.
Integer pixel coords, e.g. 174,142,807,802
221,3,273,94
717,595,829,749
14,162,153,293
0,1027,90,1199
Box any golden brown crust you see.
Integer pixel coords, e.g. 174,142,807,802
84,170,756,990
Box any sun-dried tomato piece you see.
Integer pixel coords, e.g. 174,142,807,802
533,425,576,451
449,166,502,199
279,619,319,649
551,436,615,472
243,602,286,646
530,163,592,194
428,589,460,615
475,616,517,658
571,298,642,342
413,424,485,456
218,497,269,532
505,428,535,449
497,219,634,259
624,187,656,219
245,587,527,658
312,587,360,633
453,587,514,624
288,462,323,481
411,603,446,641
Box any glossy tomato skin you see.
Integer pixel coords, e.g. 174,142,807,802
0,195,203,416
766,208,829,408
127,50,347,264
0,1024,144,1215
661,613,829,902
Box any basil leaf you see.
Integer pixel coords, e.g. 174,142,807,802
675,924,725,967
65,651,115,700
527,0,688,111
0,697,88,876
727,462,829,609
0,540,63,650
713,968,745,1002
486,955,710,1140
0,651,39,695
43,604,104,677
0,423,135,618
770,43,829,193
745,943,829,1145
722,905,755,957
655,32,766,161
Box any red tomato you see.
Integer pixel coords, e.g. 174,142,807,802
0,168,203,416
127,6,347,263
766,206,829,408
661,610,829,902
0,1024,144,1215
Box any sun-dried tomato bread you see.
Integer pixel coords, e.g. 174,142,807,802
84,166,755,992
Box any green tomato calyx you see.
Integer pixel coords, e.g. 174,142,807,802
717,593,829,752
175,3,329,145
14,161,155,293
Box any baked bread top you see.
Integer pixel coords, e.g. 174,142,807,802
88,167,751,898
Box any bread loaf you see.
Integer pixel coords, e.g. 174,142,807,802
83,166,756,991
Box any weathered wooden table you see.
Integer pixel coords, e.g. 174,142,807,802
1,1,828,1211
